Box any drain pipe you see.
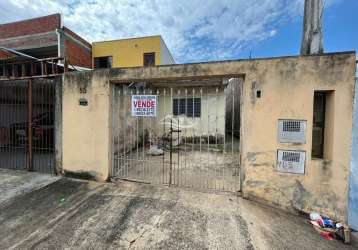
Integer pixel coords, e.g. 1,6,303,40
56,28,66,71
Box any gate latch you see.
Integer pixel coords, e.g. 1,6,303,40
169,128,181,133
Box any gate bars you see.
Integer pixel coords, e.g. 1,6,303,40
112,79,241,192
0,79,56,174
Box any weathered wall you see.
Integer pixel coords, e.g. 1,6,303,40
108,52,356,222
241,54,356,223
61,52,356,222
62,70,111,181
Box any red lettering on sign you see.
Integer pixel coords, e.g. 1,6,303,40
133,100,155,108
133,98,156,110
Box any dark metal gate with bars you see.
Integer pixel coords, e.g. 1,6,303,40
112,78,241,192
0,79,56,174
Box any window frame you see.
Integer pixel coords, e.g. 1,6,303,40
173,97,201,118
311,91,326,159
93,56,113,69
143,52,156,67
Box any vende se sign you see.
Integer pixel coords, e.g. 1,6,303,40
131,95,157,117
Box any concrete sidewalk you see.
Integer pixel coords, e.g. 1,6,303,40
0,169,356,249
0,169,59,204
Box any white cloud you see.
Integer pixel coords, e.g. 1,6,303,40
0,0,341,63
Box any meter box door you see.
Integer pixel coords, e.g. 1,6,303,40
278,119,307,144
277,150,306,174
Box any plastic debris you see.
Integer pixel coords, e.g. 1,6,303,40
320,232,334,241
147,145,164,156
310,212,322,221
309,220,320,227
322,219,335,228
308,212,348,242
59,197,65,203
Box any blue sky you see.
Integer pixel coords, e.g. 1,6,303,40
251,0,358,59
0,0,356,63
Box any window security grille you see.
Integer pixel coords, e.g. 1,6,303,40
277,150,305,174
278,120,306,143
282,151,300,162
173,98,201,117
283,121,301,132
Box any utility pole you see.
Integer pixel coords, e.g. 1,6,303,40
300,0,324,55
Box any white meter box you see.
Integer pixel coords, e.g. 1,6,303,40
278,119,306,144
277,150,305,174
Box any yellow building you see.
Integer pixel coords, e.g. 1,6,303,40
92,35,175,68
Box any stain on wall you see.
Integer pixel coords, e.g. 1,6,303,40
62,70,111,181
241,53,356,222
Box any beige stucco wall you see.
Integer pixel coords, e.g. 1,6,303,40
240,54,356,222
61,52,356,222
62,70,111,181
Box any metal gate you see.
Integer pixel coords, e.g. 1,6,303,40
0,79,56,174
112,78,241,192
